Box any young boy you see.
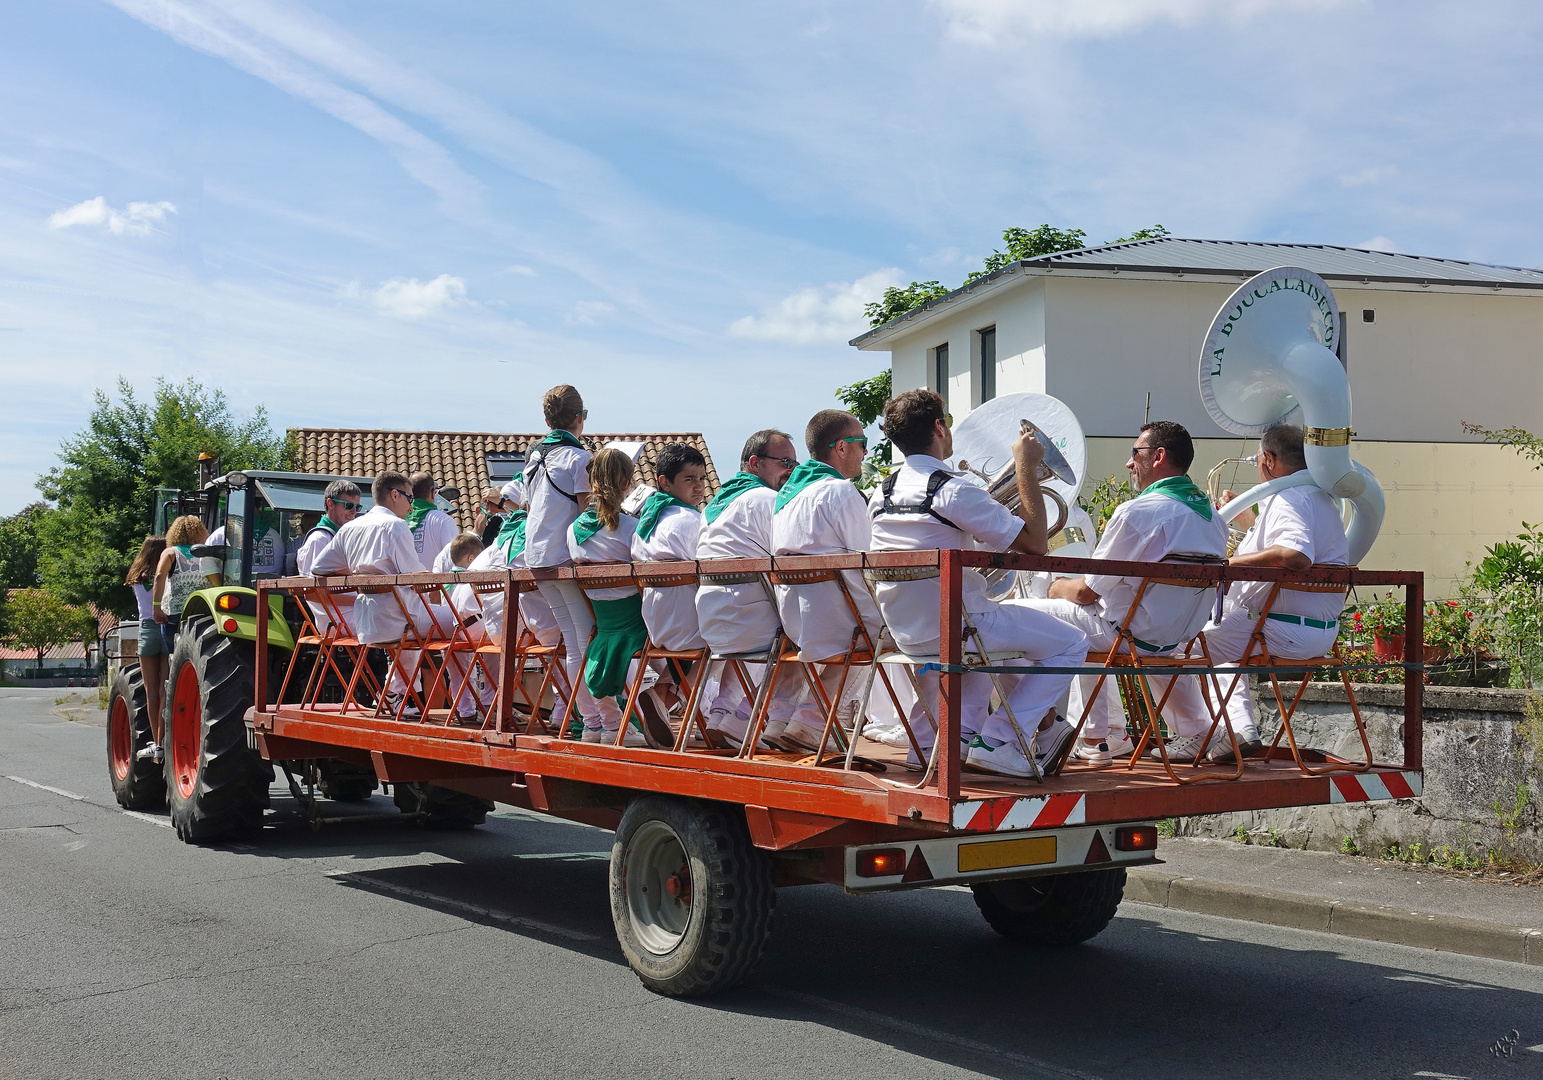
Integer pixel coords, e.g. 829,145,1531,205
630,443,710,732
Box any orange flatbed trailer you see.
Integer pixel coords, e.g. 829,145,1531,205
251,550,1423,994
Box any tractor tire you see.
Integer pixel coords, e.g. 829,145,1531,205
318,760,377,802
163,616,270,843
610,796,774,997
971,867,1126,946
106,666,166,810
392,782,492,828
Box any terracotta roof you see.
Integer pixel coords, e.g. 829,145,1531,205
0,642,86,662
290,428,721,529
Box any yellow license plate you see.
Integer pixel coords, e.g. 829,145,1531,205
957,835,1058,873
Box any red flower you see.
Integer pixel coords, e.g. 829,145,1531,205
1446,599,1459,607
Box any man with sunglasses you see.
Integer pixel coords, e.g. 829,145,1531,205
296,480,365,633
694,427,801,748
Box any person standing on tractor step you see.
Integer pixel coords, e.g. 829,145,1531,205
524,384,607,733
868,390,1087,777
125,535,169,762
152,515,220,656
296,480,364,632
311,470,440,720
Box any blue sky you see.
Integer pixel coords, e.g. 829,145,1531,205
3,0,1541,514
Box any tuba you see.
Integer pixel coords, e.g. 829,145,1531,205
1198,266,1385,564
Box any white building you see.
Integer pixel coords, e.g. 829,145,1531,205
851,238,1543,596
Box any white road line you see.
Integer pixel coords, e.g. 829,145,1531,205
763,989,1103,1080
5,775,86,801
327,871,603,943
123,811,175,829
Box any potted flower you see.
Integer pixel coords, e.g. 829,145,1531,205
1363,593,1406,659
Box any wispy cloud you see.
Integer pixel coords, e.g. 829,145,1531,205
374,274,467,318
1358,235,1398,252
931,0,1360,43
728,270,902,346
565,300,615,327
47,196,176,236
1340,165,1398,188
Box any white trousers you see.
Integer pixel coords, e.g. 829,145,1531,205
517,588,570,719
536,579,620,729
967,600,1090,745
1163,603,1340,738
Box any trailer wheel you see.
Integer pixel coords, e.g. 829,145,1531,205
392,782,492,828
318,760,377,802
610,796,774,997
163,617,270,843
106,665,166,810
971,867,1126,946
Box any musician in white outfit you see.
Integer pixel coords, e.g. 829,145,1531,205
869,390,1088,776
296,480,363,633
524,385,606,735
1027,421,1229,764
695,428,801,748
1166,424,1350,762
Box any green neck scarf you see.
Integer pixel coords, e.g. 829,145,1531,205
774,459,846,513
406,498,436,532
519,429,585,482
174,544,193,559
571,507,605,547
496,511,527,560
704,471,768,525
315,515,339,536
636,490,697,541
1143,475,1214,520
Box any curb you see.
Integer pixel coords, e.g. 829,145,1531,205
1124,868,1543,967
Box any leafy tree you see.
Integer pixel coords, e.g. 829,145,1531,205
863,281,950,329
963,225,1090,285
1463,421,1543,470
0,503,46,590
35,378,294,615
3,588,95,672
1108,224,1172,244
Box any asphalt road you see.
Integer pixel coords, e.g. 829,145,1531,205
3,686,1541,1080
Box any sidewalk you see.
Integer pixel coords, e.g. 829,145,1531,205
1126,836,1543,965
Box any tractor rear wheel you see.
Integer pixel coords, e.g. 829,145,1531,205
107,665,166,810
164,617,270,843
971,867,1126,946
392,782,492,828
610,796,774,997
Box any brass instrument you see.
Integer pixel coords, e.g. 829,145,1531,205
1207,454,1257,556
958,419,1073,538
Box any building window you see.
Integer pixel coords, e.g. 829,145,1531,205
484,451,526,484
933,343,949,408
979,326,996,404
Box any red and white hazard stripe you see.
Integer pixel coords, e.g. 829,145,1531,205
952,793,1086,832
1329,770,1423,803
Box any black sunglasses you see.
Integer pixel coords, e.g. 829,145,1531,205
754,455,798,469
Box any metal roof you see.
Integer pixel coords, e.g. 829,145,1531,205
850,237,1543,346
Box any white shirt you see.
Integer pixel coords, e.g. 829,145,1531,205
296,524,338,577
207,523,282,576
771,475,880,660
524,443,593,568
1233,479,1349,622
412,508,460,567
452,542,511,641
569,514,640,601
696,484,780,654
867,454,1025,653
1082,483,1229,650
631,504,705,650
499,478,526,508
312,506,426,643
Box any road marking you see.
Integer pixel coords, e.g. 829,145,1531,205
510,850,608,861
123,811,175,829
327,872,602,943
763,989,1102,1080
5,775,85,801
1528,1044,1543,1053
1388,974,1494,990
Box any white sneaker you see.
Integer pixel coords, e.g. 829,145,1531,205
1150,733,1209,762
778,718,828,752
1206,723,1264,762
580,726,604,743
966,720,1075,778
762,718,789,745
635,688,677,748
602,723,647,748
1105,730,1136,758
1071,739,1114,766
383,693,421,720
864,723,910,747
135,742,164,764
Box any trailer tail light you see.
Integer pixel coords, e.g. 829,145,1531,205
1115,826,1158,852
222,618,239,633
855,848,906,878
217,594,240,611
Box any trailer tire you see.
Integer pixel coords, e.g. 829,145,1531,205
610,796,774,997
163,617,270,843
107,665,166,810
318,761,377,802
972,867,1126,946
392,782,492,828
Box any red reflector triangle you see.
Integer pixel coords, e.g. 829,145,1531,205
901,846,934,883
1084,831,1112,864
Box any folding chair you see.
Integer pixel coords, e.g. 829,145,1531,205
276,584,331,707
505,578,573,736
1224,571,1372,775
618,564,713,751
1061,554,1244,785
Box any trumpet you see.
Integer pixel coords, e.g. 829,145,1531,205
1207,454,1257,556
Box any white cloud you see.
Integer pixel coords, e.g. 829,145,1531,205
565,300,615,326
727,269,904,346
374,274,467,318
1358,236,1398,252
1340,165,1398,187
932,0,1359,44
47,196,177,236
501,264,537,276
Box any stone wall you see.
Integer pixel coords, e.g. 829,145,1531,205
1174,682,1543,864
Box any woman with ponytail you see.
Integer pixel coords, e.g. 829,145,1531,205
566,449,650,746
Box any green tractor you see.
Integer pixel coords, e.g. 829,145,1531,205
106,463,472,841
